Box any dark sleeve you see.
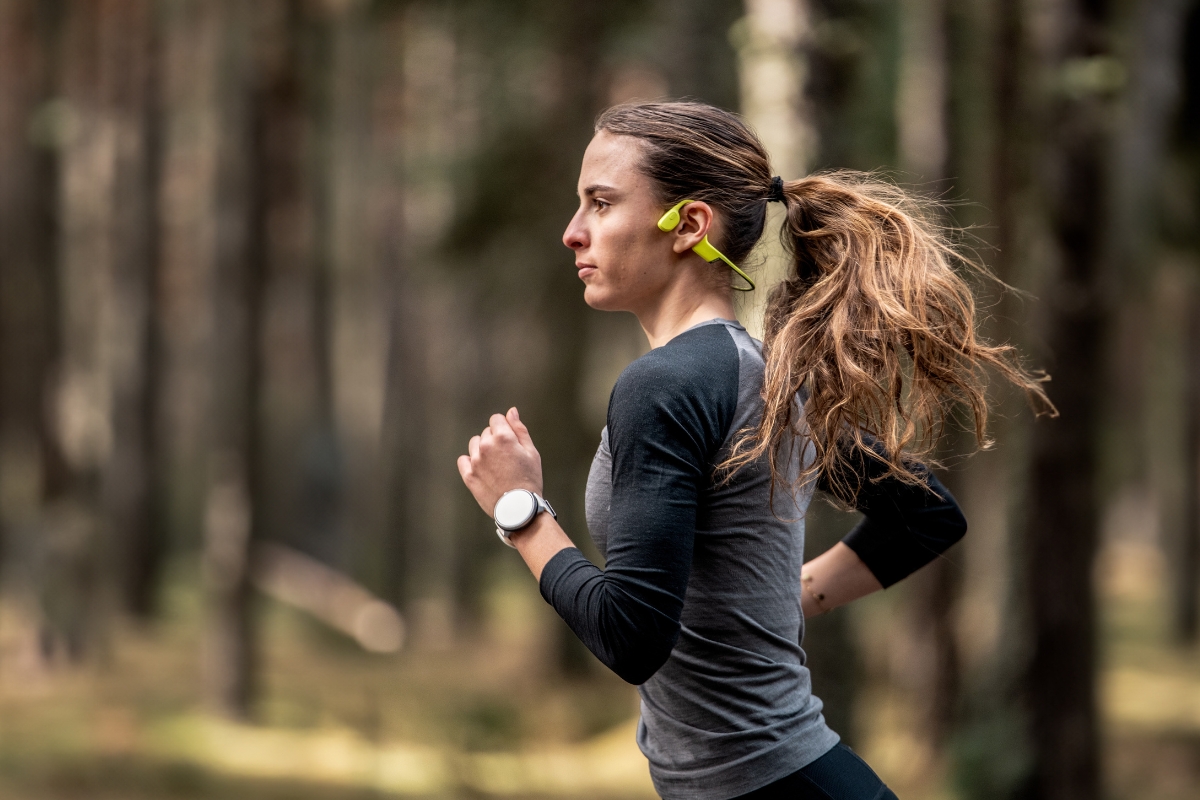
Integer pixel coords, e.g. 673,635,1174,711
818,437,968,588
538,326,738,685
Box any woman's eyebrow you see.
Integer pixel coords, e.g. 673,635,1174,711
581,184,619,197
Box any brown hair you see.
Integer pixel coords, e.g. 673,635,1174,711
596,101,1053,501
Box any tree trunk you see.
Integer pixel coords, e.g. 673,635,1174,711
321,3,389,602
896,0,962,756
202,0,297,719
375,4,454,644
1179,0,1200,649
381,259,429,611
0,0,63,489
0,0,71,668
50,0,121,660
895,0,947,186
1112,0,1194,644
1178,282,1200,642
1022,1,1114,797
293,4,344,570
932,1,1045,794
154,0,226,570
88,0,167,622
735,0,815,336
45,0,163,649
537,0,613,676
657,0,746,110
736,0,870,744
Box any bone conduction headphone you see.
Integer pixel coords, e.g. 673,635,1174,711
656,199,756,291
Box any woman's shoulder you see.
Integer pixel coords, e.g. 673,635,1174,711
609,321,741,429
618,321,739,392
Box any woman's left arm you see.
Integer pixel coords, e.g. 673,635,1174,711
799,542,883,618
801,446,967,618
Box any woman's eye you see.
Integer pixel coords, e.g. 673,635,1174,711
593,199,610,211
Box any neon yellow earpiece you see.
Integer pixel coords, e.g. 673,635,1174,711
656,199,755,291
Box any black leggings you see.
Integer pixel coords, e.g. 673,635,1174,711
730,743,899,800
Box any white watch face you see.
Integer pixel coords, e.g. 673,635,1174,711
494,490,537,531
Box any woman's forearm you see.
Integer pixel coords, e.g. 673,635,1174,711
508,513,575,581
800,542,883,618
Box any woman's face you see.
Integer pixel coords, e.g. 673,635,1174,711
562,131,677,313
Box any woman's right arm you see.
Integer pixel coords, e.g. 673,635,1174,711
458,388,706,686
539,329,739,685
463,328,738,686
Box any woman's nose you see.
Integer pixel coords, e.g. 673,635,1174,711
562,210,587,251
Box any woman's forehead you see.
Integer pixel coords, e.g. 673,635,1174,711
579,131,650,191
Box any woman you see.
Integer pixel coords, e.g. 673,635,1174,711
457,102,1047,800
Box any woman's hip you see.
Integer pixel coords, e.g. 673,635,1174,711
728,743,898,800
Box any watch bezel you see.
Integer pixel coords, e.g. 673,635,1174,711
493,489,539,532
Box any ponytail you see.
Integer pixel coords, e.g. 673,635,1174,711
722,171,1054,502
594,102,1052,502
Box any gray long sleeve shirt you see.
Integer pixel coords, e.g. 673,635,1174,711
538,319,965,800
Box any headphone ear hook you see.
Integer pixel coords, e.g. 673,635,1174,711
655,199,756,291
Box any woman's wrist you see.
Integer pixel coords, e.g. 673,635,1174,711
508,512,574,581
506,508,551,545
800,571,831,617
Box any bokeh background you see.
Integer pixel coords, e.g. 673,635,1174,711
0,0,1197,798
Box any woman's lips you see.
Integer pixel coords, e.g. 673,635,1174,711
576,264,597,279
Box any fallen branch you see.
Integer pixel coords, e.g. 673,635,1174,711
252,542,405,653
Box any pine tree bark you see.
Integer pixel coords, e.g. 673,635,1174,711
895,0,947,186
0,4,63,524
1114,0,1195,644
88,0,167,622
50,0,126,659
290,3,343,569
1180,286,1200,641
202,0,304,719
0,0,71,650
657,0,746,109
538,0,613,675
375,4,453,640
203,0,259,715
1022,1,1114,797
737,0,870,744
896,0,962,754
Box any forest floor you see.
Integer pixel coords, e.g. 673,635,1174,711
0,538,1196,800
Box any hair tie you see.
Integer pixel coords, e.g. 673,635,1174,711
768,175,786,203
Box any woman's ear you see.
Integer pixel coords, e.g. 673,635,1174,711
671,201,714,254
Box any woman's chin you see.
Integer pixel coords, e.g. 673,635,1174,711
582,285,619,311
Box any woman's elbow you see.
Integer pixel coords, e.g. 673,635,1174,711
603,628,679,685
610,648,672,685
945,506,968,547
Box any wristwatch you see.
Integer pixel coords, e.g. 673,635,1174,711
492,489,556,548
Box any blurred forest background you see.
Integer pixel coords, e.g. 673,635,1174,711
0,0,1198,798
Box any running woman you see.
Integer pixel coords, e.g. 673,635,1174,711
457,102,1048,800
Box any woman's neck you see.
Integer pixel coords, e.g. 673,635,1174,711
636,287,738,349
